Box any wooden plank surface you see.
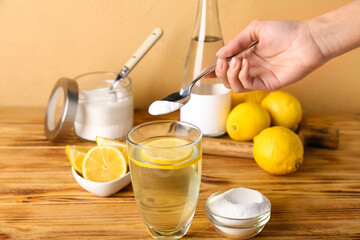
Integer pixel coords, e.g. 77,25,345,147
0,107,360,239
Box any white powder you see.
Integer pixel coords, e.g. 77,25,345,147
207,188,270,238
209,188,269,219
74,87,133,141
148,100,183,115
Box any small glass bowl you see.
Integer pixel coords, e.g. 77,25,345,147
206,190,271,239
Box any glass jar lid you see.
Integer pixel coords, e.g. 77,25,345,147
44,78,79,141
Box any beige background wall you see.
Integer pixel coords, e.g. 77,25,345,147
0,0,359,112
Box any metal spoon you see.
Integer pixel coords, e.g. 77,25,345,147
111,28,163,90
160,41,259,105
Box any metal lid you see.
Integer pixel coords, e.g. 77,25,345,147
44,78,78,141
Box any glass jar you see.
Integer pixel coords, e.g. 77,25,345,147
73,71,133,141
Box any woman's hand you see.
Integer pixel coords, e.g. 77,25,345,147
212,20,326,92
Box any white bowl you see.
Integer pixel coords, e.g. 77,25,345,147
71,167,131,197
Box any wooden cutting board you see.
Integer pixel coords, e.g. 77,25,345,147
203,125,339,159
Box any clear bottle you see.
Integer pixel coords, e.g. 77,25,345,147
180,0,231,137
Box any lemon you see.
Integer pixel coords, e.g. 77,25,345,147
82,146,127,182
65,145,92,175
261,91,302,131
131,137,200,170
231,90,268,108
96,136,129,166
253,126,304,175
226,102,271,141
141,137,193,164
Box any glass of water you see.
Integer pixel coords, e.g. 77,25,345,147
127,121,202,239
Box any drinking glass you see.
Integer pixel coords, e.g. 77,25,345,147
127,121,202,239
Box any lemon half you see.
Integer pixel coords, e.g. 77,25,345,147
82,146,127,182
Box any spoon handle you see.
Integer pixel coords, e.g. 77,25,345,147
224,41,259,62
188,41,259,91
124,28,163,70
112,28,163,89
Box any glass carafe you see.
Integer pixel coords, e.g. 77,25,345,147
180,0,231,137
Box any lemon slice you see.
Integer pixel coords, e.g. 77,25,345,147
141,137,193,164
65,145,92,175
82,146,127,182
130,155,201,170
96,136,129,165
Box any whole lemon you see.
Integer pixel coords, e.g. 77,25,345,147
261,91,302,131
231,90,268,108
226,102,270,141
253,126,304,175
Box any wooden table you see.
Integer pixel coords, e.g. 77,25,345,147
1,107,359,239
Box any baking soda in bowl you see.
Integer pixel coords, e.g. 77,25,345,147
206,188,271,239
209,188,269,219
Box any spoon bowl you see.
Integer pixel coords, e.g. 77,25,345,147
162,89,191,105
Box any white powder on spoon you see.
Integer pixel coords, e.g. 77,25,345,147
148,100,183,115
209,187,269,219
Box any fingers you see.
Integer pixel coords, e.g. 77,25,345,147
215,57,253,92
201,65,216,78
213,20,262,91
238,58,252,90
207,20,262,82
227,57,245,92
215,58,230,88
203,71,217,78
213,57,255,91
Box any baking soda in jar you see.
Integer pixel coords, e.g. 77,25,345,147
74,72,133,141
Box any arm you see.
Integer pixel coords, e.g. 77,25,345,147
214,0,360,92
306,0,360,60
